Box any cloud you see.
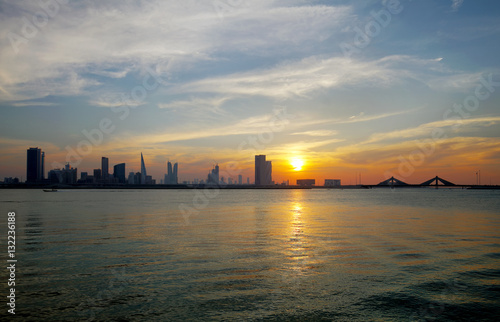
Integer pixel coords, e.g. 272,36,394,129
158,96,232,116
0,1,351,101
291,130,338,137
364,116,500,144
11,102,59,107
89,99,145,108
173,55,443,100
451,0,464,12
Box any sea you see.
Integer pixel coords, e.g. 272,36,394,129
0,188,499,321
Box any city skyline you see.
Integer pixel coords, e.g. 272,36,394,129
1,1,499,185
3,147,494,186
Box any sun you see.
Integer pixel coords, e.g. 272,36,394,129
291,159,304,171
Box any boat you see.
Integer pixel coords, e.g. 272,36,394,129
43,188,58,192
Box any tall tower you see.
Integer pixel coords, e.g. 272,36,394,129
265,160,272,185
255,155,265,185
141,153,147,184
173,162,178,184
101,157,109,181
41,151,45,180
166,161,173,184
255,155,272,185
27,147,42,183
214,164,219,184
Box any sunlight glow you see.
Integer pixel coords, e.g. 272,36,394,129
291,159,304,171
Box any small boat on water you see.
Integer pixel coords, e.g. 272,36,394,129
43,188,58,192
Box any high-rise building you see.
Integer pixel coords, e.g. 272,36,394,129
265,161,272,185
140,153,147,184
134,172,141,185
238,174,243,185
113,163,126,183
49,163,77,184
93,169,102,182
165,161,179,184
255,155,272,185
167,161,172,182
128,172,135,184
102,157,109,181
27,147,43,183
41,152,45,180
207,164,219,184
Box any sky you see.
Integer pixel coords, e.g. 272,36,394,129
0,0,499,185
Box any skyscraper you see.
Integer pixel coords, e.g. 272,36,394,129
165,161,178,184
207,164,219,184
26,147,43,183
41,152,45,180
140,153,147,184
102,157,109,181
173,162,178,184
93,169,102,182
113,163,126,183
167,161,172,183
265,160,272,185
255,155,272,185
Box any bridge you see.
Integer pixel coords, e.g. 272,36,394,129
375,176,460,188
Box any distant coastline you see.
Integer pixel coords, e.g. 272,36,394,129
1,183,499,190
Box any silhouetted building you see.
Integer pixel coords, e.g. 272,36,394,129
145,175,154,185
165,161,178,184
207,164,219,184
27,147,44,183
41,152,45,180
113,163,126,183
128,172,135,184
238,174,242,185
49,163,77,184
324,179,341,187
134,172,142,185
81,172,88,181
141,153,147,184
3,177,19,184
93,169,102,182
255,155,272,185
297,179,315,186
102,157,109,181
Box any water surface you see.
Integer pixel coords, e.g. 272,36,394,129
1,188,499,321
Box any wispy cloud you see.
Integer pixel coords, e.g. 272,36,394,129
365,116,500,144
11,102,59,107
451,0,464,12
173,55,444,100
0,1,351,101
292,130,338,137
158,96,232,116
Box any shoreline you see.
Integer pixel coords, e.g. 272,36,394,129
1,184,499,190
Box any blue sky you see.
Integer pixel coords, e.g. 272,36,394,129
1,0,499,184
